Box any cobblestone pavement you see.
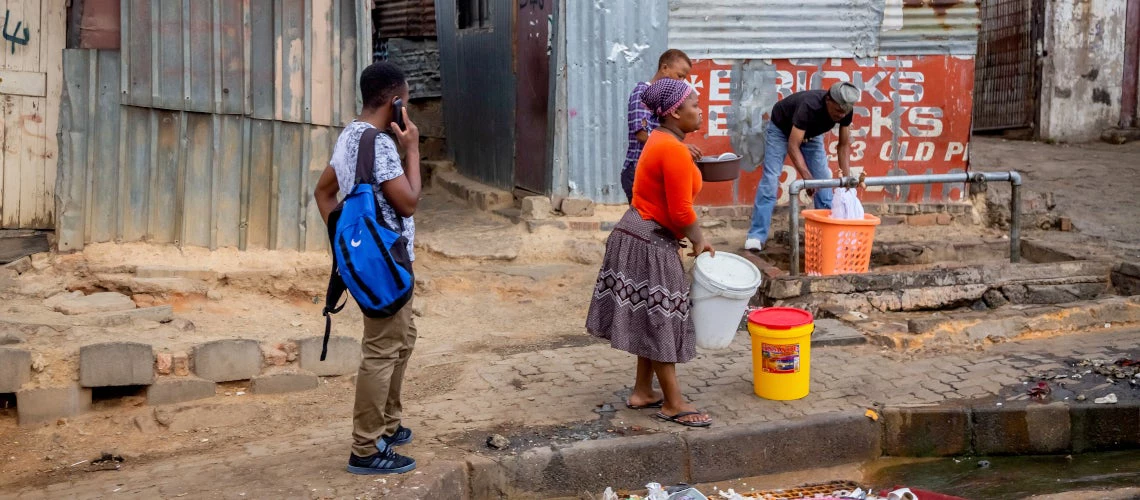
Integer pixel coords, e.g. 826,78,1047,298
5,328,1140,499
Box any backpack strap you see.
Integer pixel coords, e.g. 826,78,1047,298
355,126,406,233
321,209,347,361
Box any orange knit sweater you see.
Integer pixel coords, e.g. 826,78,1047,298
631,130,703,238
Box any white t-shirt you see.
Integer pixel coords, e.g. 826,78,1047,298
329,121,416,261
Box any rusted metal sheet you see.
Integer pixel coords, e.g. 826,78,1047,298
378,0,436,37
514,0,554,194
560,0,669,202
76,0,121,49
121,0,369,126
685,56,975,207
669,0,978,59
0,0,66,230
435,0,517,189
972,0,1037,131
58,49,342,252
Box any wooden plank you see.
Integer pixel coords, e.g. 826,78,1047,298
0,230,47,262
0,95,17,227
0,69,44,96
338,0,357,122
308,0,333,126
1,0,41,72
16,95,46,228
39,0,64,229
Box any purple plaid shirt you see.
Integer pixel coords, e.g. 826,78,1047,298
623,81,659,172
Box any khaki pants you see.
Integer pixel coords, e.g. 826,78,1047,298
351,298,417,457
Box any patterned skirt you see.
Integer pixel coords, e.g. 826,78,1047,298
586,209,696,363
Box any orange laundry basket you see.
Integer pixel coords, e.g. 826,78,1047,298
802,209,881,276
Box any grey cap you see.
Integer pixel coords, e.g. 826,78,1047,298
829,82,860,114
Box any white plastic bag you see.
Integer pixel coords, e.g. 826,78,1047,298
646,483,669,500
832,187,865,220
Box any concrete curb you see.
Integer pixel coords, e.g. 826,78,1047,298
440,401,1140,498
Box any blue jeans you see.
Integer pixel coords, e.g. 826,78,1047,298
747,123,833,243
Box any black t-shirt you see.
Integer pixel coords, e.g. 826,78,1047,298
770,89,854,139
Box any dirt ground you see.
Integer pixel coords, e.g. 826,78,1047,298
0,137,1136,497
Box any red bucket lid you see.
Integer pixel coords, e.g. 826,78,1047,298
748,307,814,329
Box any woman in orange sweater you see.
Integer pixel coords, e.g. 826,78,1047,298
586,78,714,427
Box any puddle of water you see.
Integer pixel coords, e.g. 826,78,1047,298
865,450,1140,498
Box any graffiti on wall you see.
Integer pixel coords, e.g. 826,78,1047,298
3,9,30,54
685,56,976,206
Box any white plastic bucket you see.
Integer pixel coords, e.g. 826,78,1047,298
690,252,762,349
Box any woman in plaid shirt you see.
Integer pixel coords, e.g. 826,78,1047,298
621,49,702,203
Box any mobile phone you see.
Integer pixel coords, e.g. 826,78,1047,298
393,98,405,132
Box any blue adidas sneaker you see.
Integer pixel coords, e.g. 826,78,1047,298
381,425,413,447
346,440,416,475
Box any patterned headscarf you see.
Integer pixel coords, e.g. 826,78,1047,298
641,78,694,118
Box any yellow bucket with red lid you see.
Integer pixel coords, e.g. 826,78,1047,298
747,307,814,400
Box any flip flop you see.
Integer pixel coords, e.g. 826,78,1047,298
625,399,664,410
653,411,712,428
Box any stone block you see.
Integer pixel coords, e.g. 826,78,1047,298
3,256,31,274
0,348,32,392
251,372,319,394
535,434,686,493
983,289,1009,308
172,352,190,376
17,385,92,426
766,278,805,299
936,213,953,225
53,292,136,315
146,377,217,405
883,407,971,457
155,352,173,375
1070,402,1140,453
526,220,568,233
880,215,906,226
298,336,361,376
566,240,604,265
973,404,1071,455
907,214,938,226
135,265,217,281
1059,217,1073,231
79,342,155,387
560,197,595,217
687,412,880,484
193,339,262,382
568,221,600,231
520,196,552,220
812,319,866,347
85,305,175,327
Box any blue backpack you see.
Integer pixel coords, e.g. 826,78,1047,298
321,128,414,360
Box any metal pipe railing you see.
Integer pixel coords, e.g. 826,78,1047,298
787,171,1023,276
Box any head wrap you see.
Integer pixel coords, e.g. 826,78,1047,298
642,78,694,118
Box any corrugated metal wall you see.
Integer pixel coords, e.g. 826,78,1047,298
668,0,979,59
120,0,368,127
56,0,371,252
435,0,516,189
378,0,436,37
559,0,668,203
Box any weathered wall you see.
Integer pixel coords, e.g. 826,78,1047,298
1039,0,1128,141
